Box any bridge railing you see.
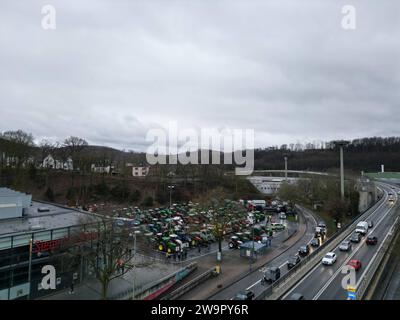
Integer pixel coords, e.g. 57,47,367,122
255,185,385,300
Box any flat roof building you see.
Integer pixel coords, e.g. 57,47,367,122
0,188,100,300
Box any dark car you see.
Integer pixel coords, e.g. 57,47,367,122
366,236,378,245
298,244,310,256
287,255,301,269
368,221,374,228
234,290,255,300
310,238,320,247
289,293,305,300
261,267,281,284
350,232,362,243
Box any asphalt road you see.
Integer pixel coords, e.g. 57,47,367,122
282,182,399,300
208,207,320,300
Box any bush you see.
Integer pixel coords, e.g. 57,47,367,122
142,196,154,207
130,189,141,202
45,187,55,202
110,183,130,200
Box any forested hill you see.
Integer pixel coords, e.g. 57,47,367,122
254,137,400,173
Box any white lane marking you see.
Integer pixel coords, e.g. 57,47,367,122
312,185,397,300
245,208,317,291
282,186,389,300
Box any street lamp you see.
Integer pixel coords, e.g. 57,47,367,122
167,185,174,233
167,185,174,208
131,229,141,300
337,142,348,200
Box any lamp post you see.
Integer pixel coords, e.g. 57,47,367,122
132,229,140,300
337,142,347,200
284,156,288,181
27,238,33,300
167,185,174,233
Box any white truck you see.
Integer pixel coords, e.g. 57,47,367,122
355,221,369,235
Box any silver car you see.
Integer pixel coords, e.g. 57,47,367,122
339,240,352,251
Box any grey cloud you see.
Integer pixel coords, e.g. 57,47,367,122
0,0,399,151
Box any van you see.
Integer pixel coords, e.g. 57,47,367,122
355,221,369,235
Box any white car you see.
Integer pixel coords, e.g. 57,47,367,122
322,252,337,265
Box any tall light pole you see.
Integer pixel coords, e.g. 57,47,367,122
337,142,347,200
168,185,174,208
284,156,288,181
132,229,140,300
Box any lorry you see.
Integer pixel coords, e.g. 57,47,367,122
355,221,369,235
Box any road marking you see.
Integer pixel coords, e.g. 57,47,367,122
312,186,396,300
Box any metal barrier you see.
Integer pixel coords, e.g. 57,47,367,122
109,262,197,300
161,267,218,300
256,185,384,300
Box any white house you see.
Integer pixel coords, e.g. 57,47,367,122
42,155,73,171
91,164,113,174
131,166,150,177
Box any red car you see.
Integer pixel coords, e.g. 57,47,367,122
347,259,362,271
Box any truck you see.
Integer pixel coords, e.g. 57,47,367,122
355,221,369,235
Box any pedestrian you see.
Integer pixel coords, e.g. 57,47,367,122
69,281,74,294
198,246,201,253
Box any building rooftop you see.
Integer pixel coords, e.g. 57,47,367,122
0,200,98,237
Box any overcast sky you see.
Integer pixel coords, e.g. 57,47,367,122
0,1,399,151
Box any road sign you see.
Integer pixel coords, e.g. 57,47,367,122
347,292,356,300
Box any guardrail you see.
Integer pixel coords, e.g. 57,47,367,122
110,262,197,300
161,267,218,300
256,183,384,300
356,214,400,299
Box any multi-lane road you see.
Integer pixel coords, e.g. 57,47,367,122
208,207,320,300
282,182,399,300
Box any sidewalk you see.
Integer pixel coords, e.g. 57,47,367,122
41,253,182,300
175,218,305,299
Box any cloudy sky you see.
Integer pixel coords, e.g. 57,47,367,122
0,0,399,151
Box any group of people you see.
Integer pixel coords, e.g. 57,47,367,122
165,248,188,262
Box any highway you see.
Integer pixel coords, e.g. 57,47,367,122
282,182,399,300
208,207,320,300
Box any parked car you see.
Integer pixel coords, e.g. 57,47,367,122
350,232,362,243
298,244,310,256
347,259,362,271
261,267,281,284
322,252,337,265
279,212,287,219
271,223,285,231
233,290,255,300
366,236,378,245
310,238,320,247
287,255,301,269
368,221,374,228
289,293,305,300
339,240,352,251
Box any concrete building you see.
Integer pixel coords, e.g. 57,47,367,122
0,188,99,300
247,176,297,195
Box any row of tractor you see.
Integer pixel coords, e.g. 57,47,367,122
109,199,293,254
